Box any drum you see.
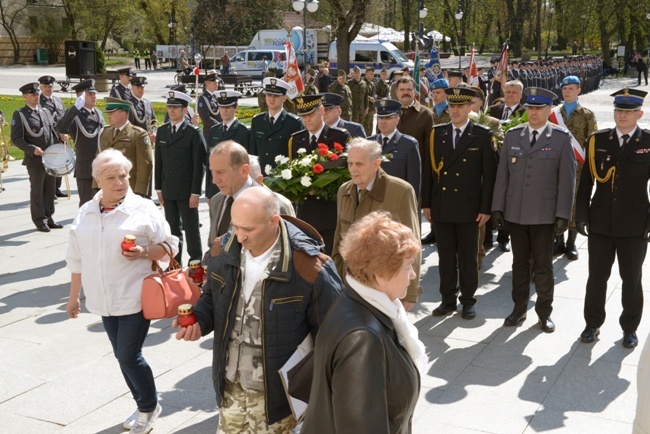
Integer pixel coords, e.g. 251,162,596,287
42,144,75,177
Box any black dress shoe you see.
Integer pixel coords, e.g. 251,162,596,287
498,242,510,252
504,311,526,326
580,327,600,343
539,317,556,333
432,303,456,316
552,241,566,256
421,232,436,244
623,331,638,348
55,189,66,198
47,221,63,229
565,244,578,260
36,224,51,233
461,305,476,320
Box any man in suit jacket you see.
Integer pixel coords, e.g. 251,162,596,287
368,99,421,197
486,79,526,252
289,94,351,256
109,67,132,101
321,92,366,138
57,79,104,206
249,77,304,170
492,87,576,333
332,138,421,310
155,91,206,264
395,77,434,174
575,88,649,349
422,87,497,320
197,72,225,139
205,90,250,199
39,75,68,198
99,97,153,197
12,82,59,232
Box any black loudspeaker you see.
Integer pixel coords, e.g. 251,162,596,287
65,40,96,78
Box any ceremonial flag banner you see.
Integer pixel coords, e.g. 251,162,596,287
549,108,585,164
495,42,508,93
414,52,421,95
468,47,479,86
424,47,443,87
283,41,304,99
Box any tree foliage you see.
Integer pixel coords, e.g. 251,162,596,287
0,0,28,64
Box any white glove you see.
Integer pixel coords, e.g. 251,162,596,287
74,92,86,110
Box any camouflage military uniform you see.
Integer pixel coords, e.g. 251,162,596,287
362,76,376,135
433,106,451,125
219,243,296,433
328,81,353,120
347,77,368,124
303,82,318,96
376,78,389,99
560,103,597,227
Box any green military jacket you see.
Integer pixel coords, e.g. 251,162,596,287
376,79,389,99
328,82,353,120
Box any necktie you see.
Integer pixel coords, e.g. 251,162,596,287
530,130,538,146
113,129,117,139
223,124,228,133
270,116,275,127
172,125,177,136
382,136,389,149
454,128,461,149
358,189,367,203
503,107,511,120
621,133,630,149
310,135,317,149
216,196,234,237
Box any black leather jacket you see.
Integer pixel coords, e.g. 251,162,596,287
301,286,420,434
193,216,343,425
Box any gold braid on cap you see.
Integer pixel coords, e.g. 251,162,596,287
429,129,444,181
587,134,615,191
288,136,294,161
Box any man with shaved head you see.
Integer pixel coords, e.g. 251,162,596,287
175,186,342,433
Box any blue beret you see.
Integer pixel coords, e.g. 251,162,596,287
561,75,581,87
431,79,449,89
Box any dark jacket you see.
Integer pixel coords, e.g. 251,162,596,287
422,121,497,223
301,286,420,434
249,109,304,170
368,130,422,198
11,106,55,167
193,216,343,425
205,119,250,198
576,127,650,238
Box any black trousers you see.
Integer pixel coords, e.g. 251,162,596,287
163,198,202,264
26,165,55,227
638,67,649,85
584,231,646,332
508,222,555,318
433,221,479,306
77,177,94,207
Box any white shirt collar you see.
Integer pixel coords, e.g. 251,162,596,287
616,127,638,142
381,129,397,142
310,124,325,143
451,119,470,136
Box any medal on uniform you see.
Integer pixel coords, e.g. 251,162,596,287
511,156,517,163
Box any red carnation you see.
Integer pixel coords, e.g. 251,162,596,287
318,147,329,156
318,143,328,149
329,153,339,161
334,142,344,153
312,163,324,174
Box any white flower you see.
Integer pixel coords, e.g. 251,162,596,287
265,164,273,176
281,169,293,180
300,175,312,187
279,156,289,165
275,155,284,163
300,157,312,167
297,148,307,155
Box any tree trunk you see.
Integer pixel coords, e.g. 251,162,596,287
335,24,350,73
535,0,541,57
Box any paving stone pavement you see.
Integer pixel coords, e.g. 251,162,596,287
1,70,649,433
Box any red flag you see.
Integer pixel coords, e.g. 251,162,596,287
283,41,304,99
548,109,585,164
495,42,508,93
468,47,478,86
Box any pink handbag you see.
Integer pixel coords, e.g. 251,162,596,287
141,242,201,319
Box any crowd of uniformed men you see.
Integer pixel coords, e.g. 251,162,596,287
9,51,650,430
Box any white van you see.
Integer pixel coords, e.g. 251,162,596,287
230,49,287,78
328,40,414,78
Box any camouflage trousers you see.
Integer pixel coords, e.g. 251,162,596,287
363,109,375,136
218,379,296,434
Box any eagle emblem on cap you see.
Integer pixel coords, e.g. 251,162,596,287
296,97,304,105
531,88,538,95
623,88,630,96
220,92,227,98
270,78,277,86
380,100,387,107
168,91,175,98
453,88,460,95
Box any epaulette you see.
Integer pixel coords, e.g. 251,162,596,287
549,124,569,135
329,126,348,135
473,123,491,132
505,124,526,134
252,112,266,120
290,129,305,138
286,112,302,121
187,123,200,130
432,123,449,128
643,128,650,136
591,128,612,136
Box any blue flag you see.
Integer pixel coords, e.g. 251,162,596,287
424,46,442,88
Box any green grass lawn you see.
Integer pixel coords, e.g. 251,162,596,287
1,95,259,160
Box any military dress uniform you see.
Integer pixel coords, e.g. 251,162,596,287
100,98,153,197
575,88,649,348
197,73,225,139
12,83,57,230
129,76,157,133
57,80,105,206
110,82,132,101
492,88,576,332
289,95,351,256
205,90,250,199
422,88,497,317
155,92,206,264
250,77,304,170
39,75,67,196
328,72,353,120
322,92,366,138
